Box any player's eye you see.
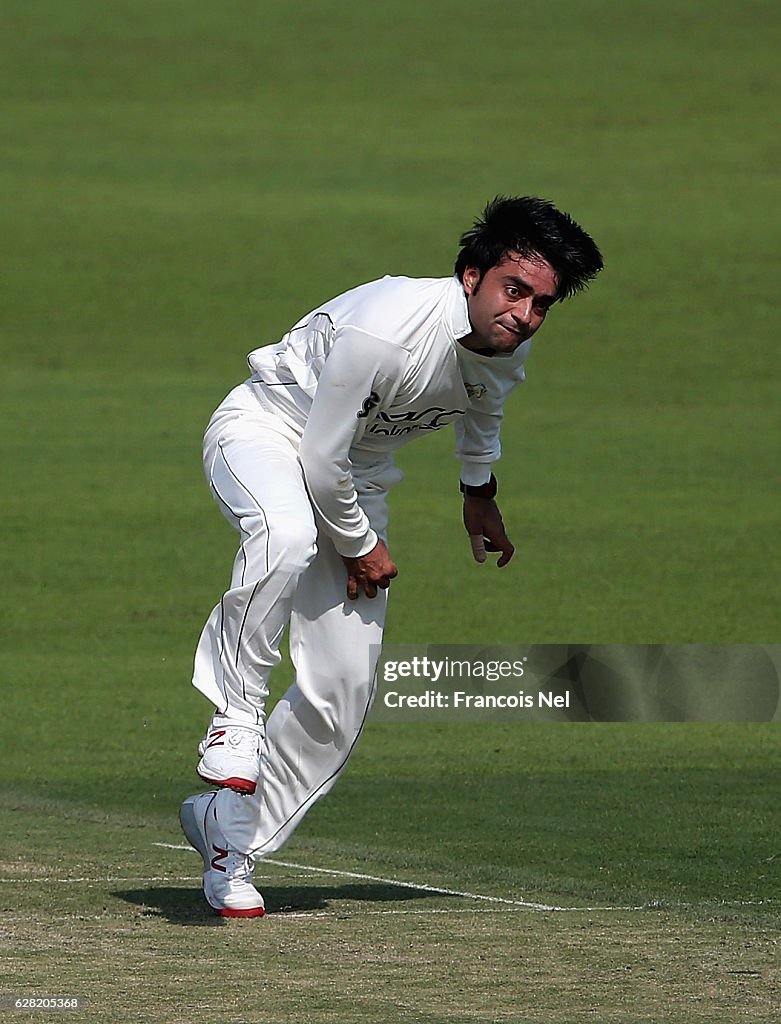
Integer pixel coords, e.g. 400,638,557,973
505,286,519,298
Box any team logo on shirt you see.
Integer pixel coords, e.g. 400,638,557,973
464,382,487,401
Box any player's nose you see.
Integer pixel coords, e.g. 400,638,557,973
513,298,533,325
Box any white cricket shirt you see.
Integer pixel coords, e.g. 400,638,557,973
246,275,531,557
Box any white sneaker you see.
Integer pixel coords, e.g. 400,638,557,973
179,792,265,918
196,724,261,795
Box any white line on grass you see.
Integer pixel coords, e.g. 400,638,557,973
278,907,537,919
152,842,641,913
0,876,203,884
0,857,771,914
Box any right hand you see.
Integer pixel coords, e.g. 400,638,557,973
462,495,515,567
342,540,398,600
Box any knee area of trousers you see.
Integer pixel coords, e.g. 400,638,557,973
300,672,375,742
265,516,318,573
309,665,374,713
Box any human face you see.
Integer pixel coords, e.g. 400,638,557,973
460,252,559,355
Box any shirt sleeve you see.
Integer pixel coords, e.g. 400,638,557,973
454,348,529,486
298,327,406,558
454,406,504,486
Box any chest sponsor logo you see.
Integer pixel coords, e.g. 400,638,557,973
367,406,465,437
356,391,381,418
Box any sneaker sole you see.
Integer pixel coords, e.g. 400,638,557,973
179,796,265,919
196,769,257,795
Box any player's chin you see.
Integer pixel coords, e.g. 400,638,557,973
499,322,528,343
492,333,522,353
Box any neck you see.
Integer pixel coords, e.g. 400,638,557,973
457,334,495,357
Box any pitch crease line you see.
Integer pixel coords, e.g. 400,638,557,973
0,875,203,884
154,842,636,913
264,856,565,910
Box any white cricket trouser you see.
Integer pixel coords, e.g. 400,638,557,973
192,383,390,857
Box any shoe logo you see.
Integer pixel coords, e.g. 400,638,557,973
205,730,226,749
210,844,229,872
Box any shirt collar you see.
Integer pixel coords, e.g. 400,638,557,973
447,274,472,340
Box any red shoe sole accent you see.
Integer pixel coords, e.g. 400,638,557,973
215,906,266,918
197,771,257,795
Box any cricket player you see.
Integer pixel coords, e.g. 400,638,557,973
179,196,603,916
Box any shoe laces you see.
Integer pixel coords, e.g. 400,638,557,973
226,728,259,754
223,849,255,884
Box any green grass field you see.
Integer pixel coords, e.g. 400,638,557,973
1,1,779,1021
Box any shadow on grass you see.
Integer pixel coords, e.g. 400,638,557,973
114,881,443,925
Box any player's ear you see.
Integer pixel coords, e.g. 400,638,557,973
462,266,482,296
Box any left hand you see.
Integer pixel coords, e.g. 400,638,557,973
341,539,398,600
462,495,515,567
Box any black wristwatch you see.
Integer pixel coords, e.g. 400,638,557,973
459,473,497,499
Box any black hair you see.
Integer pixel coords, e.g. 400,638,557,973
454,196,604,300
